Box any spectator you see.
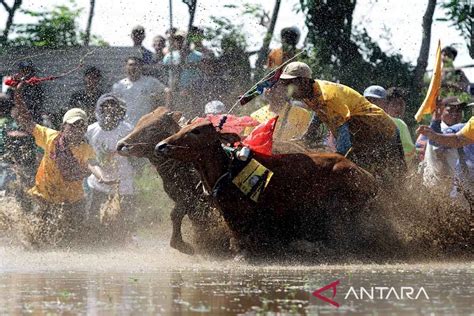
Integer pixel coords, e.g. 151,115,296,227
152,35,166,62
418,97,466,189
435,123,474,201
163,31,203,116
267,26,301,68
162,27,178,56
364,85,416,165
11,83,111,214
5,61,42,188
189,26,214,59
440,45,470,95
68,66,104,125
112,57,166,127
144,35,168,83
131,25,154,64
163,31,203,89
6,60,46,125
165,27,177,38
85,94,135,228
418,101,474,149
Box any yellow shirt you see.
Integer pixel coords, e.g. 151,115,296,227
29,125,95,204
267,48,284,68
246,104,312,141
266,48,301,68
303,80,396,137
458,116,474,141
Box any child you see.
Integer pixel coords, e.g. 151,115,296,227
85,93,135,228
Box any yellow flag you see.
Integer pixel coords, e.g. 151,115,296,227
415,40,442,122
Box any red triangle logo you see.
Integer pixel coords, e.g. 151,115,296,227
312,279,340,307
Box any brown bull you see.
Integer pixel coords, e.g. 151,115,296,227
155,120,378,253
116,107,222,255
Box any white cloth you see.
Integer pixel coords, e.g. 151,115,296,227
422,122,459,188
112,76,165,126
86,121,135,195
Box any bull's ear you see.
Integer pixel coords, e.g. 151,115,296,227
218,133,241,146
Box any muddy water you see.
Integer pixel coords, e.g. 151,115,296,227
0,240,472,315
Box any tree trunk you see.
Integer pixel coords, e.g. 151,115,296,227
0,0,23,46
255,0,282,72
84,0,96,46
182,0,197,53
470,5,473,59
413,0,437,91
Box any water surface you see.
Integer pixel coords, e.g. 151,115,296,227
1,242,472,315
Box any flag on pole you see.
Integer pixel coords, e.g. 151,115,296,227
415,40,443,122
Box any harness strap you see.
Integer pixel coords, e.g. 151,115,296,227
211,172,231,197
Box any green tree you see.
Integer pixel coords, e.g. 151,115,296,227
8,2,106,47
0,0,23,46
438,0,473,58
299,0,413,92
204,9,249,54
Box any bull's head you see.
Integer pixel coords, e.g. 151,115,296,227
154,120,240,162
116,107,182,158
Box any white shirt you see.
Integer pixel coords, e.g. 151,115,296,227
423,122,459,188
86,121,135,195
112,76,165,126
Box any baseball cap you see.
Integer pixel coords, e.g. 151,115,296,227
205,100,226,115
63,108,87,124
440,96,467,108
280,62,313,80
363,85,387,99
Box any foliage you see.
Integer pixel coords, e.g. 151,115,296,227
204,15,248,54
299,0,414,90
204,3,270,54
7,2,106,48
438,0,473,57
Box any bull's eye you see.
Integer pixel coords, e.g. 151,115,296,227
191,129,201,135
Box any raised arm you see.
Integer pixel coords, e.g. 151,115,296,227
417,105,473,149
11,83,35,134
417,126,471,149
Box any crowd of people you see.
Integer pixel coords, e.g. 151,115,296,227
0,23,473,242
